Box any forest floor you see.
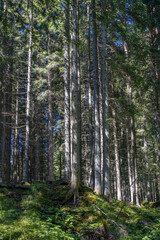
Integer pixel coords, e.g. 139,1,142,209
0,182,160,240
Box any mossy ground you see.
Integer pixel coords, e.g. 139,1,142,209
0,183,160,240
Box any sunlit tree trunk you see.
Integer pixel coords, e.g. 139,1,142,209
76,0,81,182
131,116,140,206
112,107,122,201
92,0,101,194
87,5,94,189
126,126,134,204
64,0,71,182
24,0,33,182
70,0,80,199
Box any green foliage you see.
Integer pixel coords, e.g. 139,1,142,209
0,184,160,239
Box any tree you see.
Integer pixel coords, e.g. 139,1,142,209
70,0,80,200
24,0,33,182
92,0,101,194
64,0,71,182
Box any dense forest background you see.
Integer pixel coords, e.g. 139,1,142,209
0,0,160,207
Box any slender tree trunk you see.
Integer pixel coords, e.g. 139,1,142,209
112,107,122,201
24,0,33,182
35,100,40,181
87,5,94,189
59,133,62,180
6,44,13,184
76,0,81,183
13,80,19,183
98,37,103,194
131,116,140,206
101,0,110,200
144,135,151,202
92,0,101,194
126,126,134,204
64,0,71,182
47,34,54,182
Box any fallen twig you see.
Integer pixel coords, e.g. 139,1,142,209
94,205,123,229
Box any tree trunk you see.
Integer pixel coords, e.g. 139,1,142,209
24,0,33,182
76,0,81,184
101,0,110,200
87,5,94,189
144,135,151,202
126,126,134,204
47,33,54,182
131,116,140,206
70,0,80,199
92,0,101,194
13,80,19,183
112,107,122,201
35,100,40,181
64,0,71,182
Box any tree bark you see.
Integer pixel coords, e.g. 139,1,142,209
64,0,71,182
70,0,80,199
112,107,122,201
101,0,110,200
24,0,33,182
35,100,40,181
13,80,19,184
92,0,101,194
87,5,94,189
47,33,54,182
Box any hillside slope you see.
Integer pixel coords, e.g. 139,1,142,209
0,183,160,240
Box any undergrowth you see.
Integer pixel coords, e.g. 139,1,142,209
0,183,160,240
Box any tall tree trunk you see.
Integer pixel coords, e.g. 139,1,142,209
24,0,33,182
98,35,103,194
70,0,80,199
1,0,12,183
101,0,110,200
47,34,54,182
87,5,94,189
1,0,7,183
148,4,160,200
76,0,81,183
92,0,101,194
64,0,71,182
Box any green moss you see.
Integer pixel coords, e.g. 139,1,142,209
0,184,160,240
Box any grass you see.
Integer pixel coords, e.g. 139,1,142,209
0,183,160,239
